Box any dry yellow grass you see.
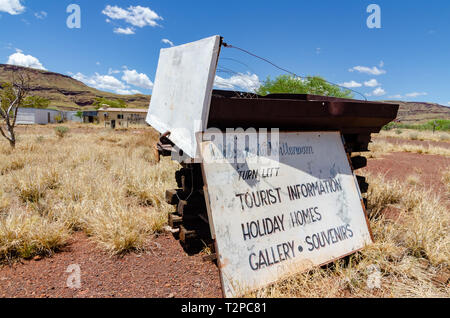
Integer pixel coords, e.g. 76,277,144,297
442,169,450,193
379,129,450,143
368,140,450,157
0,208,70,260
0,125,178,259
252,174,449,298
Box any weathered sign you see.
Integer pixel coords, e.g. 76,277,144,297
200,131,373,297
146,35,221,158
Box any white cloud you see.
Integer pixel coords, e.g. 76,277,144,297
364,79,380,87
447,102,450,106
114,27,135,35
379,61,384,68
122,69,153,90
388,94,403,99
162,39,174,47
372,87,386,96
73,69,152,95
0,0,25,15
349,65,386,75
214,73,261,92
115,89,142,95
34,11,47,19
405,92,428,98
73,72,128,93
102,5,162,28
7,49,46,70
108,68,121,75
339,80,362,88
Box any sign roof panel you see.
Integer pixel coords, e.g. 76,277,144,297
146,35,221,158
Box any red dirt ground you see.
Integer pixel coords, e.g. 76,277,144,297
0,232,222,298
0,139,448,298
362,151,449,196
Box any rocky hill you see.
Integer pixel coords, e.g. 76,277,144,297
0,64,150,110
383,100,450,123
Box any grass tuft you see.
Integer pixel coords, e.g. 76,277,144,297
0,208,70,261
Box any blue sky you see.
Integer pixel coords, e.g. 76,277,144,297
0,0,449,105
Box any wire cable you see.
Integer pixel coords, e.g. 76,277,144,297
220,57,258,74
222,42,367,101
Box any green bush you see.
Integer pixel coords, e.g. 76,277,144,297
256,75,354,99
54,126,69,138
93,97,127,109
382,119,450,132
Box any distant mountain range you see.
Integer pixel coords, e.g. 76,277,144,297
1,64,449,123
382,100,450,123
0,64,150,110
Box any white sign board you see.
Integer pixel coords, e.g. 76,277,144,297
200,131,373,298
146,35,221,158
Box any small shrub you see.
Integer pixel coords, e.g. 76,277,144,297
395,129,402,135
406,175,421,186
54,126,69,138
0,154,26,175
409,132,419,140
439,134,449,142
35,136,45,143
83,202,166,255
442,169,450,192
12,166,60,203
54,114,63,123
0,189,9,212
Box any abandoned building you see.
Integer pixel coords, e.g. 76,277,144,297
97,108,148,128
16,108,64,125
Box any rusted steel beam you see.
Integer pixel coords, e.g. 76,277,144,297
208,91,398,135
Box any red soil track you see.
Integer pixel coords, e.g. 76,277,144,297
0,233,222,298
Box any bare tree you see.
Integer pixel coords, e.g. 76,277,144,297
0,73,29,149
